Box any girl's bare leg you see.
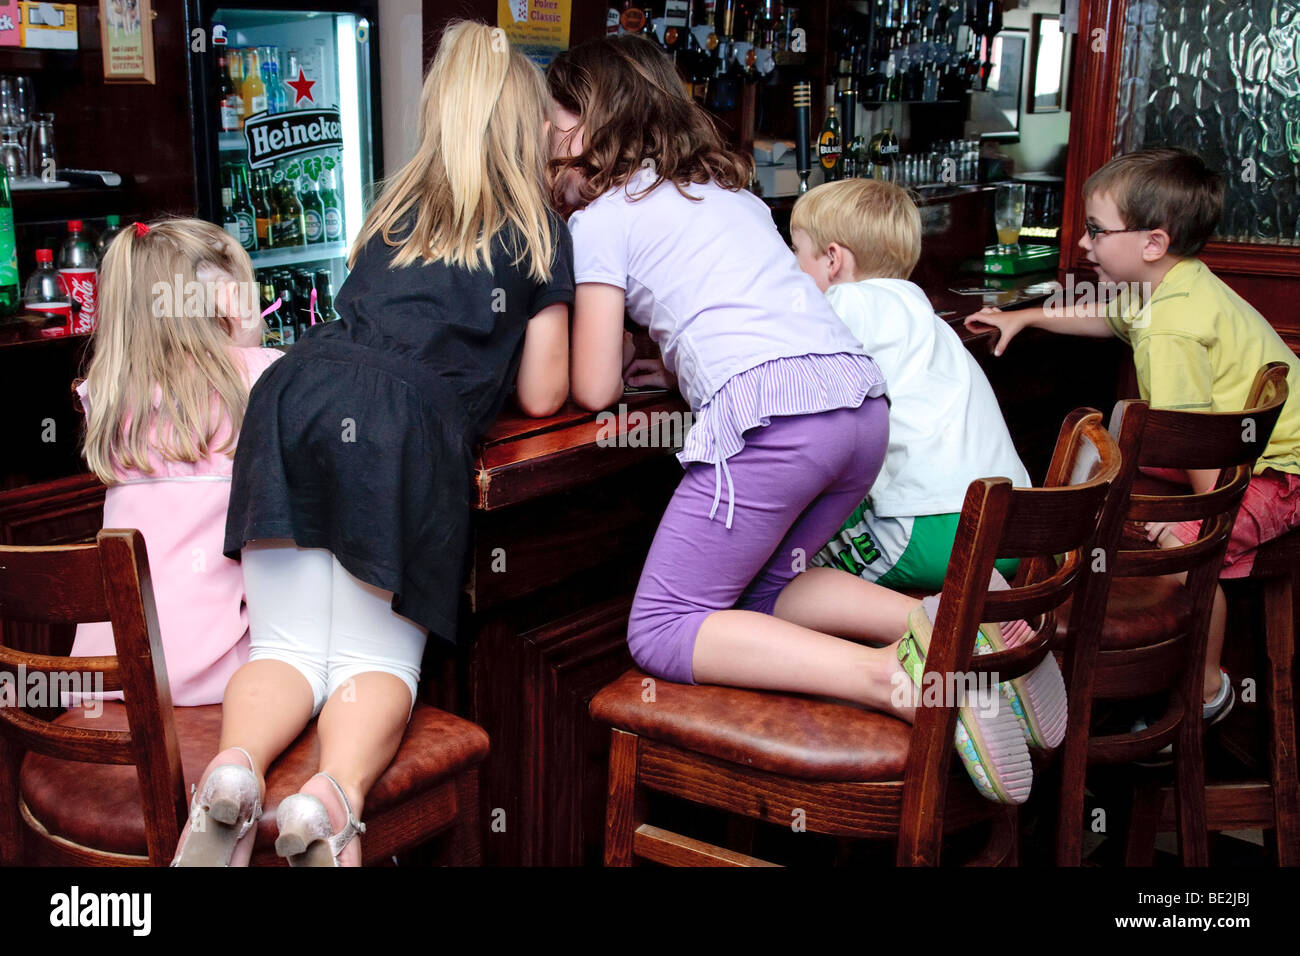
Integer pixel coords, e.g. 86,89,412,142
772,566,920,645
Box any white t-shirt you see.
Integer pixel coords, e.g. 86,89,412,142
825,278,1029,517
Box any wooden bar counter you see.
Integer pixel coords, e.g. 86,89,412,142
0,275,1129,867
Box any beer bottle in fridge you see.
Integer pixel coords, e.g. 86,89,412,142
314,269,338,322
319,162,344,243
293,269,314,337
0,165,18,318
218,55,240,132
275,170,306,246
57,220,98,334
242,48,268,123
274,271,296,344
299,168,326,245
253,169,275,249
228,52,245,130
221,185,240,243
231,164,257,252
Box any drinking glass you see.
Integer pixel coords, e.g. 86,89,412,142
0,77,16,128
0,126,27,180
994,183,1026,254
29,113,55,182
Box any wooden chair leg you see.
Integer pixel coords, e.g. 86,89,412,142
0,736,22,866
1125,782,1162,866
1263,574,1300,866
1055,699,1094,865
604,729,645,867
445,769,481,866
1173,710,1210,866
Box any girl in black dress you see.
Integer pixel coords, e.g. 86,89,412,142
170,21,574,867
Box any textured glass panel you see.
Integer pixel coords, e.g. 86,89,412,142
1113,0,1300,245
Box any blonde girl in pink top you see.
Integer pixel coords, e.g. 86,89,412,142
72,218,280,707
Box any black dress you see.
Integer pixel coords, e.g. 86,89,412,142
224,213,575,642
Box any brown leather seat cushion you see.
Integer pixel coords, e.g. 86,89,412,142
590,668,910,782
20,702,488,861
1055,575,1191,650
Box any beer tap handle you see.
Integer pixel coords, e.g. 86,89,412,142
793,81,811,194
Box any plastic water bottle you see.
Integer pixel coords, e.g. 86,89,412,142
25,248,72,337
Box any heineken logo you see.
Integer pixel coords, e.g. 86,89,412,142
245,108,344,169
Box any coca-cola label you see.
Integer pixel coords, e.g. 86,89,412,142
244,108,344,170
59,269,97,334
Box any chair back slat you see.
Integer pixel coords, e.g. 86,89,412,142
896,406,1128,865
0,543,109,624
0,529,188,865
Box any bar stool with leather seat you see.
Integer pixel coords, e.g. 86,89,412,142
589,406,1125,866
1053,363,1291,866
0,529,489,866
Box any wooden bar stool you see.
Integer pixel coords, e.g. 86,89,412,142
1134,504,1300,864
1054,363,1291,866
0,529,488,866
590,406,1124,866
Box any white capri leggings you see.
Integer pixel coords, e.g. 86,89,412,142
241,539,427,720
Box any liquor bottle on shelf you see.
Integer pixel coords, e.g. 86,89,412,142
299,168,326,245
96,215,124,257
319,163,344,243
58,220,98,335
267,49,286,114
242,49,268,123
0,165,17,318
25,249,71,336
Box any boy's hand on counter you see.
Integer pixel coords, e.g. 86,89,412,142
963,306,1027,357
622,330,637,376
624,357,676,390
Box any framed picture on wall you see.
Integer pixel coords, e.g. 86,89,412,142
1029,14,1067,113
100,0,157,84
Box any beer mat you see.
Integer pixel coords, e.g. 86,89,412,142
11,179,71,190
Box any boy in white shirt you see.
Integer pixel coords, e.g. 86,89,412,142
791,178,1031,590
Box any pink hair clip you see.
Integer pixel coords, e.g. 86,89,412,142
134,221,150,237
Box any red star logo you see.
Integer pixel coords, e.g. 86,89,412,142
286,68,316,106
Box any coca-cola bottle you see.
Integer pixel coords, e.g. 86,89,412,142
57,220,98,334
25,248,73,338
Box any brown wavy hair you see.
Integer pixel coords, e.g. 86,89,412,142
546,34,753,214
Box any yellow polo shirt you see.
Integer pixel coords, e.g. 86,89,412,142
1106,258,1300,476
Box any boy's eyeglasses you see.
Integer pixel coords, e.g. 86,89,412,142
1083,222,1153,240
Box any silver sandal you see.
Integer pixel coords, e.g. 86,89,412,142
274,771,366,867
170,746,263,867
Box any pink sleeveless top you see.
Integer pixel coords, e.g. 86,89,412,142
71,346,281,706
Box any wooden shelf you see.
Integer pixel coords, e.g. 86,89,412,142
12,186,133,225
0,48,78,74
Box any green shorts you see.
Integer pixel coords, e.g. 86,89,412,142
813,503,1019,592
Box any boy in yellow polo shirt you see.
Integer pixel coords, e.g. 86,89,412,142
965,147,1300,727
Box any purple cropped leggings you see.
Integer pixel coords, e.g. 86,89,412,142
627,397,890,684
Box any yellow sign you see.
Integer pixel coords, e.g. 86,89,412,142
497,0,571,67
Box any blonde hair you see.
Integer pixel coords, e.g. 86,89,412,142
791,179,922,280
81,218,257,485
351,20,556,280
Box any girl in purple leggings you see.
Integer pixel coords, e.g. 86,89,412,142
548,36,1054,805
